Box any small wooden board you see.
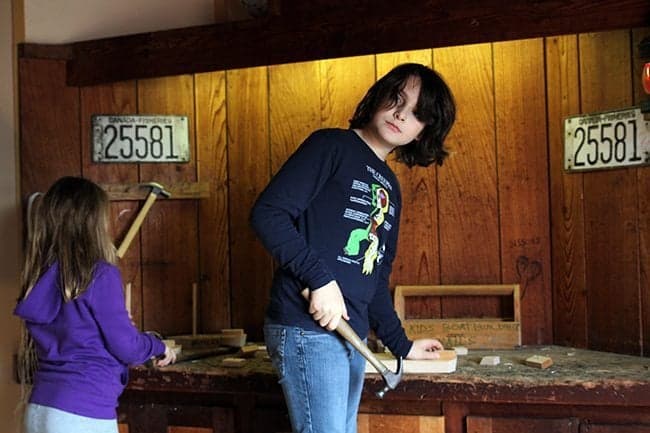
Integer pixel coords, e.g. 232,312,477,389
365,350,457,374
221,357,246,368
524,354,553,369
168,332,247,349
394,285,521,350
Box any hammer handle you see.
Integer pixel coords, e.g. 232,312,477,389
300,289,389,374
116,191,158,258
336,319,388,374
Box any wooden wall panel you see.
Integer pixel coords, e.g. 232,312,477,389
138,76,199,335
632,27,650,356
319,56,375,128
546,35,588,348
17,28,650,356
436,43,502,319
376,50,442,290
80,82,144,328
19,59,80,196
358,414,444,433
227,67,273,340
269,61,321,174
195,70,230,333
579,30,640,354
494,38,552,344
467,416,578,433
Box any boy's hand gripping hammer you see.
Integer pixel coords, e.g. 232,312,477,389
301,289,403,398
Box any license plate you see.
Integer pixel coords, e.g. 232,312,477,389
92,115,190,163
564,107,650,172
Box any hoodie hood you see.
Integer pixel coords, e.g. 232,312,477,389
14,262,62,324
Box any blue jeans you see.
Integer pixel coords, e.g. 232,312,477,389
264,322,366,433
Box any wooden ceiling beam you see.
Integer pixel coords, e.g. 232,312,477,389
19,0,650,86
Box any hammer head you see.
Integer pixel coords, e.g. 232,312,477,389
376,356,403,398
144,182,171,198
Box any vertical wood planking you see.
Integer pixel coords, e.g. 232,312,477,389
358,414,444,433
319,55,375,128
546,35,588,348
494,39,552,344
227,66,273,339
579,30,640,354
269,61,321,174
18,28,650,360
19,59,80,196
633,27,650,356
138,75,199,335
436,43,502,318
195,70,230,333
80,82,144,328
376,51,442,290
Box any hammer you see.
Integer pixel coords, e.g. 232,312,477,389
116,182,171,258
301,289,403,398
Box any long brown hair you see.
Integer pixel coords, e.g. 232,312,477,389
349,63,456,167
20,176,116,301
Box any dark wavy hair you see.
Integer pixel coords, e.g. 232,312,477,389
349,63,456,167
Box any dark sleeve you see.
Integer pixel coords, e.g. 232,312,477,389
368,199,413,358
250,131,336,291
88,264,165,365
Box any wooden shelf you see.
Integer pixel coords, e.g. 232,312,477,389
101,181,210,200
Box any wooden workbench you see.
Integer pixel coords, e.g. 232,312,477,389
118,346,650,433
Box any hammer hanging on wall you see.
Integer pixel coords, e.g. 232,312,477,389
116,182,171,258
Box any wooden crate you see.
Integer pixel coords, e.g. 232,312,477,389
394,285,521,349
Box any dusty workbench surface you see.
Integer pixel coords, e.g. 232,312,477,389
126,345,650,406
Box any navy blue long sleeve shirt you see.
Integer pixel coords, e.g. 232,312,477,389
250,128,413,358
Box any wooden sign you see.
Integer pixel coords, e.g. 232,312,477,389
394,285,522,350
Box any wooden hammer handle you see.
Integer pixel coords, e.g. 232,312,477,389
301,289,389,374
336,319,388,374
116,191,158,258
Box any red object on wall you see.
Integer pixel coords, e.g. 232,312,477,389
643,62,650,94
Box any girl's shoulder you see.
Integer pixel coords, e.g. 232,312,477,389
89,261,122,288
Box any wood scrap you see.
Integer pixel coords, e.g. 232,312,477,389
364,350,457,374
480,355,500,366
238,344,258,358
221,357,246,368
524,355,553,369
454,346,468,355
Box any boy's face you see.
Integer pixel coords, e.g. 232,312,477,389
365,76,426,156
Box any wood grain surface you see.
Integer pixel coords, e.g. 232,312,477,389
17,28,650,355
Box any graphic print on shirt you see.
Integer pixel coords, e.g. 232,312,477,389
340,166,395,275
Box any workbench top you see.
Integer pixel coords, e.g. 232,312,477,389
126,345,650,407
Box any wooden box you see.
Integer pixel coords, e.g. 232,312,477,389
394,285,521,349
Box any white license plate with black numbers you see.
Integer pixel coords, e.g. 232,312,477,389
564,108,649,172
92,115,190,163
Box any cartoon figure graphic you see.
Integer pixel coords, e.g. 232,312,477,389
343,185,390,275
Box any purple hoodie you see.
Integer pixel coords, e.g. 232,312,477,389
14,261,165,419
